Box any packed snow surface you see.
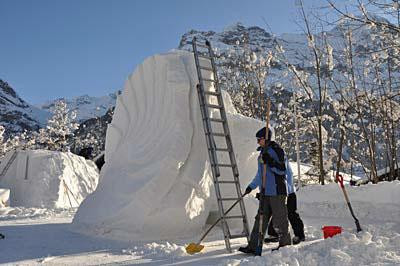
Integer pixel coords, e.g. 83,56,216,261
0,150,99,208
1,181,399,265
73,50,264,241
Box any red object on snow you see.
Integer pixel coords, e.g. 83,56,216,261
322,226,342,239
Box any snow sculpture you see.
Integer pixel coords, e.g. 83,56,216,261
0,150,98,208
73,50,262,241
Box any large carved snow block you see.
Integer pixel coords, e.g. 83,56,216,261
73,51,262,241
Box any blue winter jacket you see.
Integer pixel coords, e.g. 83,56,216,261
285,159,295,194
248,145,288,196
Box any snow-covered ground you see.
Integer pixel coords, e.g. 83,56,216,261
1,181,399,265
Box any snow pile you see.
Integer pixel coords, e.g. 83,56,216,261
121,242,186,260
223,229,400,265
297,181,400,222
0,188,10,207
73,50,263,241
0,206,76,220
0,150,99,208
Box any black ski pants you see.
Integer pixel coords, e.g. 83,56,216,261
268,192,305,239
248,195,291,249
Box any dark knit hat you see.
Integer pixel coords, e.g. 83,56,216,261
255,127,271,141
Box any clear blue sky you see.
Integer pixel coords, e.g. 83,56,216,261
1,0,326,104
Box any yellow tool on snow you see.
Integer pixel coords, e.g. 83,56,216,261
185,192,248,254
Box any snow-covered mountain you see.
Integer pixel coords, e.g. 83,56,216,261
38,93,118,122
179,21,398,91
179,22,307,70
0,80,117,137
0,79,50,136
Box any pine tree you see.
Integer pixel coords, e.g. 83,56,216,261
46,100,79,152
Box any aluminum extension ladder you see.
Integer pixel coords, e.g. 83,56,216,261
191,37,250,252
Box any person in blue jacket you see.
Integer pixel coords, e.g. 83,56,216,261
265,159,305,245
239,127,291,254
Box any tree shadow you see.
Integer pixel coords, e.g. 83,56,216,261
0,222,129,264
0,222,268,265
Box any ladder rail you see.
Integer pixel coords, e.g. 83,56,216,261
193,41,220,178
0,150,18,177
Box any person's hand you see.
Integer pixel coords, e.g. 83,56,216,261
244,186,252,195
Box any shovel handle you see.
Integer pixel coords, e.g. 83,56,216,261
197,193,248,243
336,173,362,232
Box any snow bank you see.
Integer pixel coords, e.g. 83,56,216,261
0,188,10,207
0,150,99,208
224,229,400,265
297,181,400,222
73,50,263,241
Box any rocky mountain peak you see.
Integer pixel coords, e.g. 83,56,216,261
0,79,29,108
0,80,17,98
179,23,274,50
0,79,50,136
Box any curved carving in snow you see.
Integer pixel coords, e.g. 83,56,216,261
73,50,262,241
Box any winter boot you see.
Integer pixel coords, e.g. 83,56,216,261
238,245,255,254
264,235,279,243
292,236,305,245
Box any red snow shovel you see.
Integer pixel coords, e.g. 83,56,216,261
336,174,362,232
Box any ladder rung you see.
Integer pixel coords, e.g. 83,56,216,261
209,132,226,137
219,198,239,201
216,180,237,184
209,118,225,123
199,66,213,72
224,215,245,220
201,78,216,83
214,148,230,152
205,104,223,109
230,233,248,239
198,54,212,60
194,43,209,49
204,91,220,96
215,163,234,167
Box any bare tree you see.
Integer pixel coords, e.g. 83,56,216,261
328,0,400,181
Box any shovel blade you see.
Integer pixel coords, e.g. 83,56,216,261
185,243,204,254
